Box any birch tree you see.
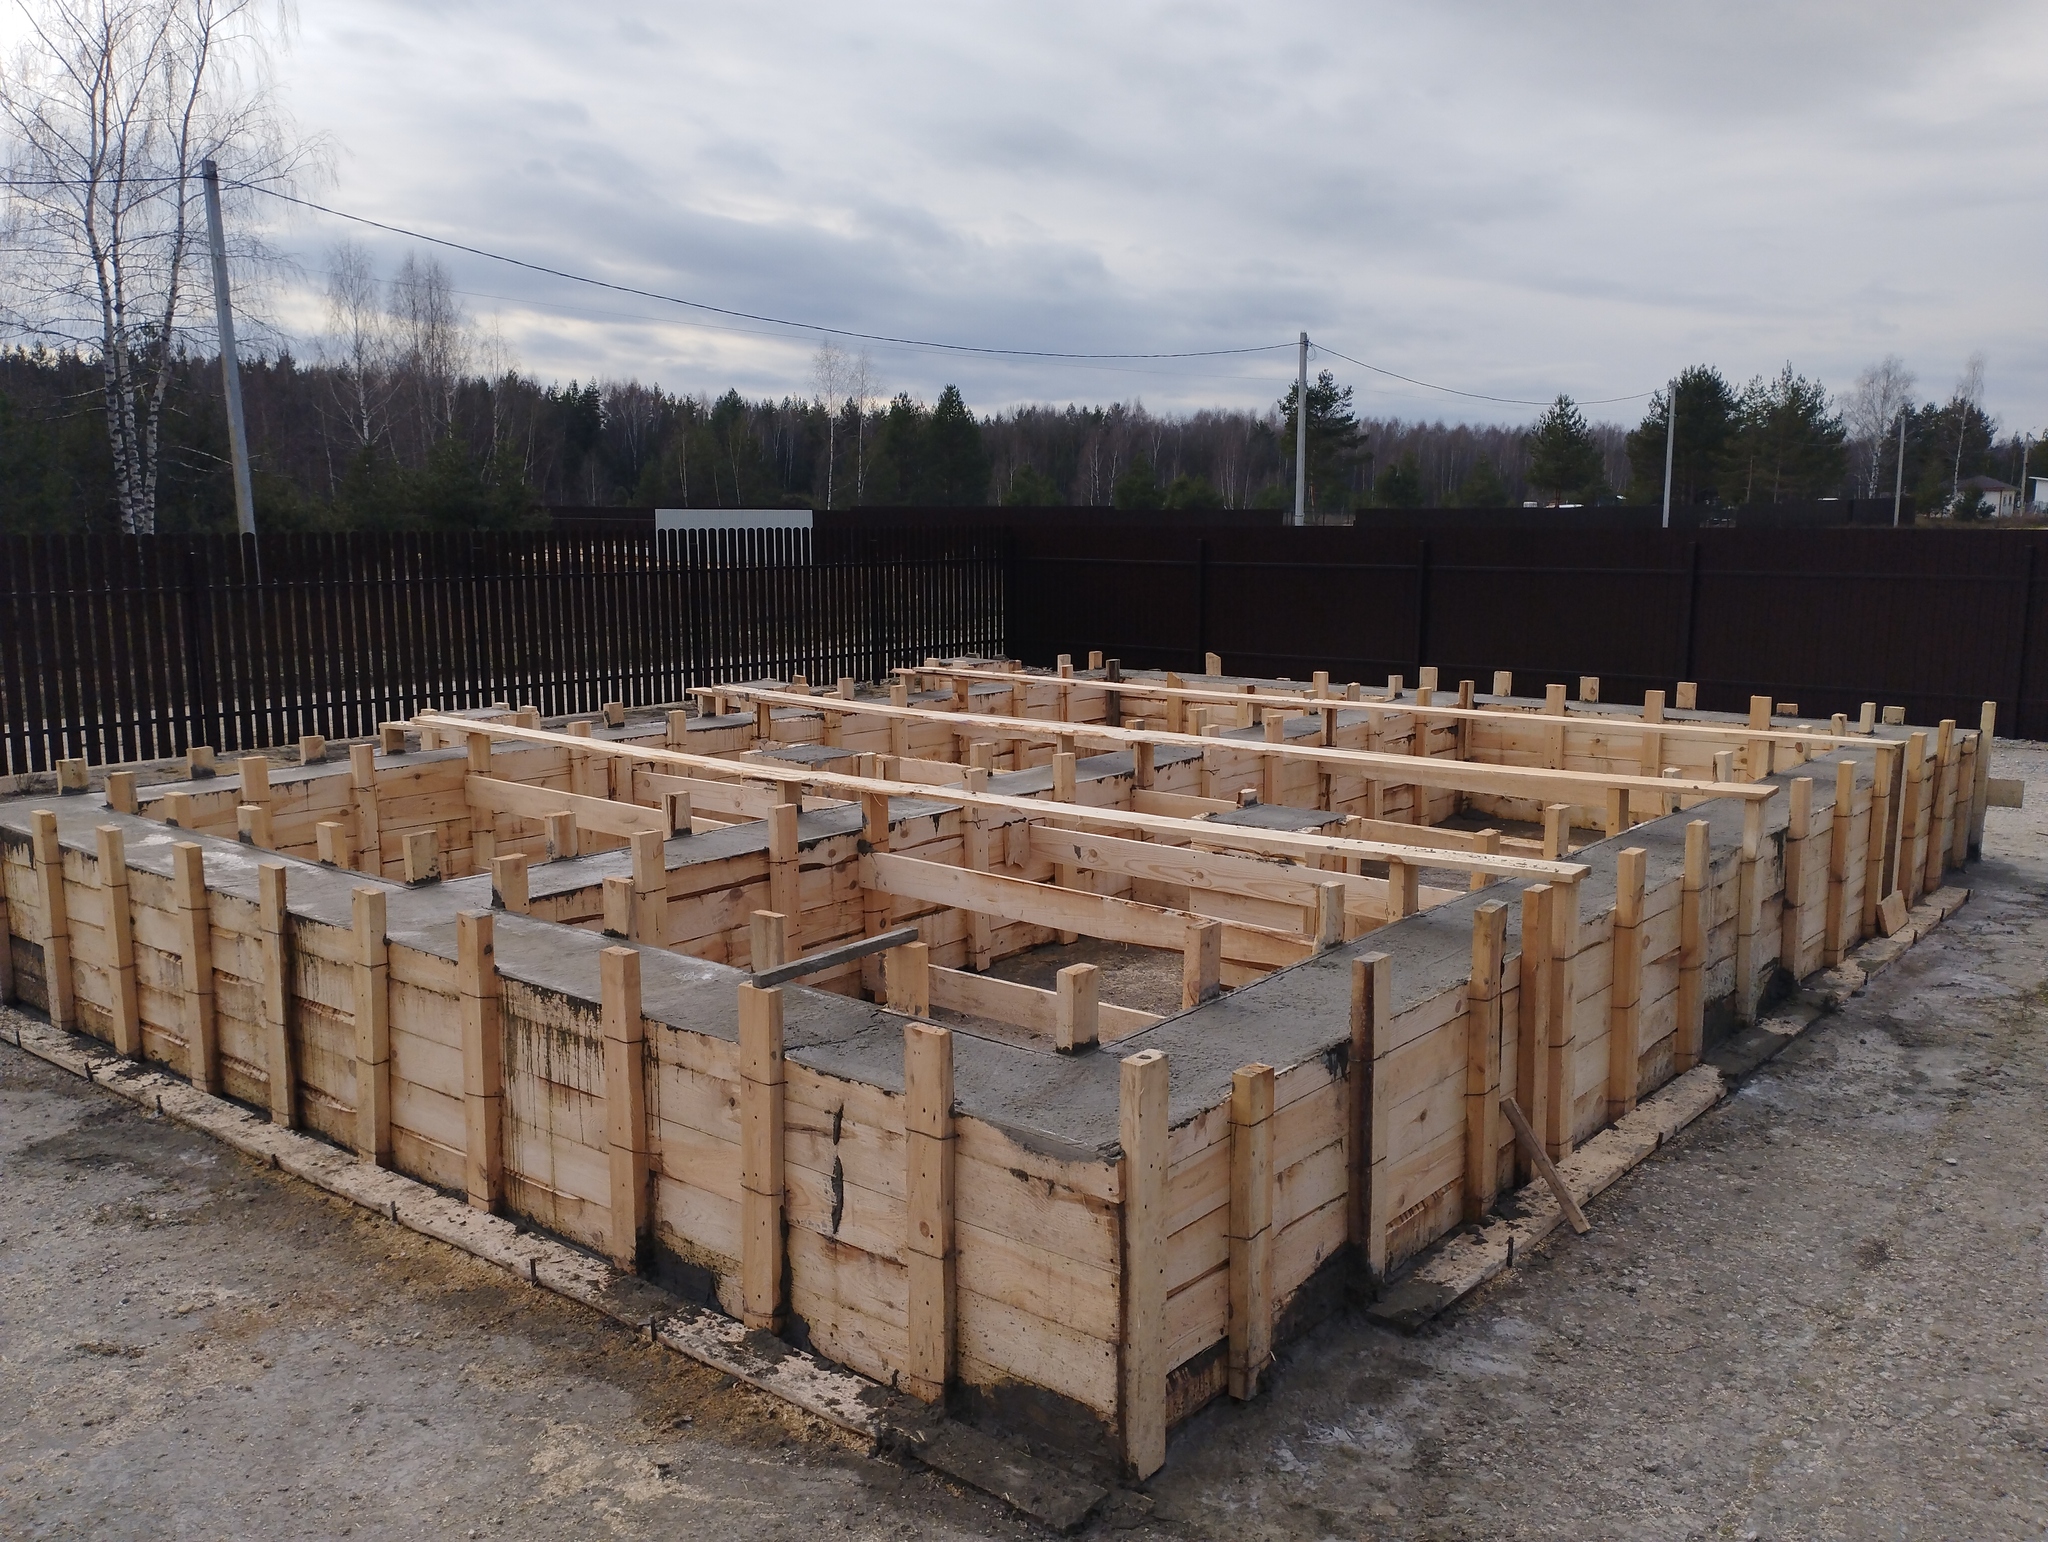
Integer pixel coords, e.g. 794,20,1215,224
0,0,310,531
1842,355,1915,498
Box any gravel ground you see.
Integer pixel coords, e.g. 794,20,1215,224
4,743,2045,1541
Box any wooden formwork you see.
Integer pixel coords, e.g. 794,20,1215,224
1,659,1993,1479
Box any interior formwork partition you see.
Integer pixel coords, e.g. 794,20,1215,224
0,657,1994,1478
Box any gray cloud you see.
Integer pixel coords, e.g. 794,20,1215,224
223,0,2048,426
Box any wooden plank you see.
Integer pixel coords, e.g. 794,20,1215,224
353,887,391,1164
739,981,785,1331
1675,820,1707,1072
1120,1048,1170,1479
1514,883,1552,1187
466,772,668,840
1607,848,1646,1119
456,910,504,1212
862,851,1309,969
1545,876,1582,1161
29,811,74,1029
94,825,140,1056
925,964,1159,1041
1029,824,1393,922
1227,1062,1275,1401
1464,901,1507,1222
258,863,296,1127
1353,953,1392,1278
602,945,651,1272
1824,761,1854,965
171,842,216,1093
903,1021,955,1404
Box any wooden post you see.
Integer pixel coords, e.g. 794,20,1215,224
767,802,801,951
600,945,651,1273
403,830,440,885
1133,739,1154,791
1824,760,1854,963
316,820,353,869
1970,700,1996,857
739,981,786,1331
602,875,632,938
1182,916,1222,1008
1675,820,1708,1071
861,791,892,994
1951,730,1975,871
379,723,407,754
1578,675,1599,703
29,810,74,1030
1542,803,1569,860
1261,710,1284,804
1605,786,1627,838
1864,740,1899,931
1119,1047,1169,1479
1607,848,1646,1121
464,731,496,871
904,1021,956,1404
1898,731,1928,911
350,743,382,876
1227,1061,1275,1401
1492,670,1512,697
963,790,995,971
1543,682,1567,770
666,708,689,749
1204,652,1223,676
1313,879,1345,950
630,828,666,946
1925,720,1956,895
1545,875,1581,1161
490,853,530,915
887,939,932,1016
257,863,296,1128
1384,856,1419,918
236,802,273,850
1055,962,1099,1052
732,904,784,978
457,910,504,1213
1735,799,1766,1022
1780,777,1813,969
1675,681,1697,710
105,770,137,814
1464,899,1507,1222
543,810,575,862
352,887,391,1165
297,733,325,765
1350,953,1391,1276
171,842,215,1093
237,754,270,806
93,825,140,1056
0,841,11,1005
54,757,88,794
1515,883,1552,1187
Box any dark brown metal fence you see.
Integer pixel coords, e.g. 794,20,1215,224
1004,524,2048,738
0,527,1006,774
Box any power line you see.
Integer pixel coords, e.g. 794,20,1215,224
1311,342,1654,409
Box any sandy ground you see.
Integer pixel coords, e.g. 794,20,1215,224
5,744,2046,1540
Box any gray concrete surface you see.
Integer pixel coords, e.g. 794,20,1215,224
5,743,2046,1540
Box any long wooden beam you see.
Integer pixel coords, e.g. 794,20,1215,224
415,713,1589,881
890,663,1899,753
710,685,1777,805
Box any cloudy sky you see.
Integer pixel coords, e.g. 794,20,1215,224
144,2,2048,426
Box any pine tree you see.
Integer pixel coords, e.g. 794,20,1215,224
1275,370,1365,513
923,386,991,504
1624,366,1737,504
1525,396,1602,504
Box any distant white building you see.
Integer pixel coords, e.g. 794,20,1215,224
2031,476,2048,513
1958,475,2019,517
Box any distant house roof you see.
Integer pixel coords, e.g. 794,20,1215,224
1961,474,2017,493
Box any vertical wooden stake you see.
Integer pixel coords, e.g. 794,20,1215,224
739,981,786,1331
887,939,932,1016
1204,652,1223,676
1925,720,1956,895
1604,786,1627,838
1542,803,1569,861
105,770,138,814
490,853,530,915
1824,760,1854,963
543,811,576,863
1350,953,1391,1277
236,802,273,851
860,791,892,994
94,825,140,1056
963,797,995,971
1864,740,1899,932
1898,731,1928,911
750,909,788,973
601,945,650,1273
1676,820,1708,1071
1119,1047,1169,1479
352,887,391,1165
767,802,801,950
1464,900,1507,1221
904,1021,956,1403
1607,848,1646,1122
1182,916,1222,1009
348,743,381,877
403,830,441,885
457,910,504,1212
1780,777,1813,969
631,827,666,946
1515,883,1553,1187
1545,875,1581,1161
238,754,270,806
1951,731,1975,871
465,732,496,872
29,810,74,1030
1969,701,1996,857
1492,670,1513,697
1543,683,1567,770
602,875,633,939
1313,880,1345,951
171,842,215,1093
316,821,353,869
1055,962,1099,1052
1734,798,1766,1022
1227,1061,1275,1401
258,863,296,1128
1675,681,1698,710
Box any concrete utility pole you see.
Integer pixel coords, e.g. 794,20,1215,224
1892,410,1907,527
201,159,256,538
1293,331,1308,527
1660,377,1677,529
